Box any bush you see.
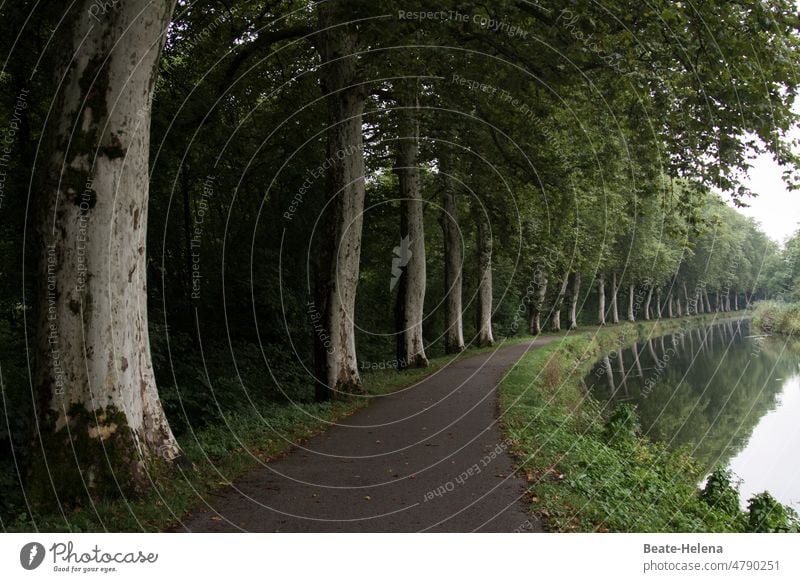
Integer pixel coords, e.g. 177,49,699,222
747,492,799,532
701,469,742,517
603,403,640,446
752,301,800,336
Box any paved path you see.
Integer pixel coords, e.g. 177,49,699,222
172,338,555,532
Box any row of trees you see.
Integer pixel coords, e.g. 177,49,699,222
0,0,798,504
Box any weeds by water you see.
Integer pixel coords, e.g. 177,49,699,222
500,316,799,532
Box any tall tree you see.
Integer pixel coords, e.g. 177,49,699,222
30,0,180,501
393,88,428,368
314,2,368,399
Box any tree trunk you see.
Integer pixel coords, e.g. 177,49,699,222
610,271,620,324
394,93,427,368
644,284,653,321
441,187,464,353
667,293,674,318
30,0,181,502
627,283,636,322
552,270,570,332
314,3,367,399
734,291,739,311
568,272,581,330
530,275,547,334
715,290,721,312
683,281,691,315
655,288,662,319
597,273,606,325
475,214,494,347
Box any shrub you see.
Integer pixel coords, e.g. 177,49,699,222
700,469,741,517
746,492,799,532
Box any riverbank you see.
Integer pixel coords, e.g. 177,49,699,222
499,312,799,532
752,301,800,336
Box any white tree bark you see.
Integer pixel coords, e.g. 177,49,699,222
568,272,581,330
441,187,464,353
315,3,367,398
475,214,494,346
597,273,606,325
394,93,427,367
683,281,691,315
610,271,620,324
552,270,570,332
31,0,180,498
627,283,636,322
643,284,653,321
530,275,547,334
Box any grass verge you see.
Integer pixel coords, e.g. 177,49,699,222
4,334,538,532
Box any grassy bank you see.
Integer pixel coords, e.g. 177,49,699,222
499,313,799,532
4,335,540,532
752,301,800,336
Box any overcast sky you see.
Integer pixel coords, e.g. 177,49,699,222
732,151,798,245
724,106,799,246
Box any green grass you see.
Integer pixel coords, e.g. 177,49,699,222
499,313,799,532
4,334,537,532
752,300,800,336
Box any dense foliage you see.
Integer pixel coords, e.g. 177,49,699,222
0,0,798,527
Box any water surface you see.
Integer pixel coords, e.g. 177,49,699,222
586,319,800,510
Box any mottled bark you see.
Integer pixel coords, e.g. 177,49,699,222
441,187,464,354
683,282,691,315
315,3,367,398
552,271,570,332
394,93,427,368
597,273,606,325
475,214,494,347
610,271,620,324
568,272,581,330
643,284,653,321
627,283,636,322
655,287,662,319
31,0,180,502
530,275,547,334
